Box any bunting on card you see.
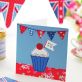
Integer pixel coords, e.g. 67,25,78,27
28,28,34,36
0,0,25,28
37,30,45,38
19,25,67,40
47,31,56,40
20,25,27,34
49,0,71,24
58,31,66,40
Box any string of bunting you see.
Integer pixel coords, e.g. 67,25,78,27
20,25,67,40
49,0,71,24
0,0,25,28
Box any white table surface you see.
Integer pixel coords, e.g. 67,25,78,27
0,0,82,82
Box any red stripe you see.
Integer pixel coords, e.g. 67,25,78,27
0,0,25,5
13,0,25,4
58,1,63,23
0,0,9,2
0,5,8,12
50,0,69,24
53,2,58,10
6,1,14,27
15,7,18,13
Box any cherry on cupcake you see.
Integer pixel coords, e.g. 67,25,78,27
36,43,43,50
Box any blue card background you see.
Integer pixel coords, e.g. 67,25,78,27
16,24,68,69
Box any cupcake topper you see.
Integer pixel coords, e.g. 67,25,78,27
45,40,57,51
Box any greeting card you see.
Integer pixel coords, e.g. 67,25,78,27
16,24,68,82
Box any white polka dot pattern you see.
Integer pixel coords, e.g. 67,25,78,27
58,31,66,40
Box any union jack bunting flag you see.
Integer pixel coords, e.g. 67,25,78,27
49,0,71,24
0,0,25,28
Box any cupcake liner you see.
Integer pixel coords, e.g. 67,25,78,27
31,56,49,72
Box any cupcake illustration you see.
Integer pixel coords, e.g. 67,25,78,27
31,43,49,72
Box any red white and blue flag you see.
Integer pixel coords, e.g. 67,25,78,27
49,0,71,24
0,0,25,28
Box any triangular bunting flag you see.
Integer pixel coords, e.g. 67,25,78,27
49,0,71,24
47,31,56,40
54,5,67,23
0,0,25,28
20,25,27,34
28,28,34,36
37,30,45,38
58,31,66,40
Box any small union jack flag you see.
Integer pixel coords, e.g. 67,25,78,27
0,0,25,28
49,0,71,24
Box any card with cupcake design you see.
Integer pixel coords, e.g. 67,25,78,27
16,24,68,82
